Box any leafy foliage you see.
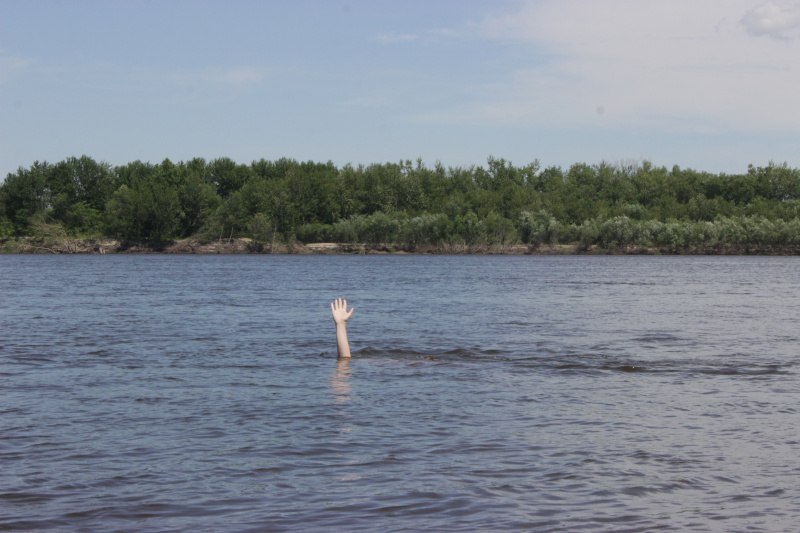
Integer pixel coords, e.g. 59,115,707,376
2,155,800,249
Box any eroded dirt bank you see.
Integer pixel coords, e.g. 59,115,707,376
3,237,800,255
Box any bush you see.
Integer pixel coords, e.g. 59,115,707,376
785,219,800,244
599,216,635,247
652,221,688,248
623,203,646,220
478,212,519,245
712,217,746,245
402,213,451,245
578,219,600,248
453,212,481,244
296,222,332,243
519,210,560,246
559,223,581,244
332,215,364,243
361,211,401,243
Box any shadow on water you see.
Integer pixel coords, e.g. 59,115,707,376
338,343,791,378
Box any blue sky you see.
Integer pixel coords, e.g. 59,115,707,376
2,0,799,179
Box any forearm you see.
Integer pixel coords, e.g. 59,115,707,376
330,298,354,358
335,323,351,358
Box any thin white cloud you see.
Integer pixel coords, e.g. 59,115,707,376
428,0,800,132
169,66,267,86
429,28,457,37
741,2,800,38
374,33,418,44
338,94,394,109
0,50,32,84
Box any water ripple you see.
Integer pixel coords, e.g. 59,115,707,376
1,255,799,531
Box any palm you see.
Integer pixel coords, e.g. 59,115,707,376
331,298,354,325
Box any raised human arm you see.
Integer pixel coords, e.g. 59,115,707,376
331,298,354,358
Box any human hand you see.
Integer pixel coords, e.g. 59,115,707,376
331,298,354,326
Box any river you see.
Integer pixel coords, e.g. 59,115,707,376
2,254,798,531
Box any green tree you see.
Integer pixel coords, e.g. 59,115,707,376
0,162,50,233
178,173,221,237
208,157,254,199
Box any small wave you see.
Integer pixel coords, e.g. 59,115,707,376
134,397,167,404
325,345,792,380
611,364,645,372
631,333,685,343
565,280,658,286
599,363,787,376
353,345,516,361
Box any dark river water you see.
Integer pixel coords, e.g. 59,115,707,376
2,254,799,532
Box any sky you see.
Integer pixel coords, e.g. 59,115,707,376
1,0,799,179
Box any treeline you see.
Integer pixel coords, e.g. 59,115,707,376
2,155,800,249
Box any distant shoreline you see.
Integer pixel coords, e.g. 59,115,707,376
3,237,800,256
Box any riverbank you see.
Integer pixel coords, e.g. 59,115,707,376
3,237,800,255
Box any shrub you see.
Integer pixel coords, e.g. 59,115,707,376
332,215,364,243
578,219,600,248
296,222,332,243
599,216,635,247
478,212,519,245
519,210,560,246
361,211,401,243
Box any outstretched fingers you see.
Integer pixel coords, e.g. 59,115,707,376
331,298,354,323
341,299,353,318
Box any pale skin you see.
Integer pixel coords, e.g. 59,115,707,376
331,298,354,359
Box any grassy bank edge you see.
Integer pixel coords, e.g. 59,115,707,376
3,237,800,256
